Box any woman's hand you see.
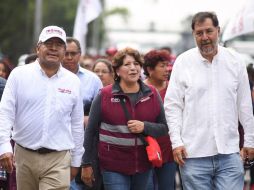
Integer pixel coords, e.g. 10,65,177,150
127,120,144,133
81,166,95,187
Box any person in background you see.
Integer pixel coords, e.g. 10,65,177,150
0,59,15,190
93,58,114,87
245,63,254,190
0,77,7,190
0,25,84,190
0,60,12,79
81,47,168,190
80,55,95,71
143,49,176,190
247,63,254,107
62,37,103,190
24,53,38,65
159,47,175,80
164,11,254,190
159,46,176,65
0,77,6,100
105,46,118,61
62,37,102,125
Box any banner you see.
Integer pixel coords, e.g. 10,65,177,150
73,0,102,54
222,0,254,42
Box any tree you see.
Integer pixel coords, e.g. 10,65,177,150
42,0,78,36
0,0,78,65
0,0,129,64
0,0,34,65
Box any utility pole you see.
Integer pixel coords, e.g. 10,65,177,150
34,0,42,44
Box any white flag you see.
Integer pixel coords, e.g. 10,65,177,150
222,0,254,42
73,0,102,54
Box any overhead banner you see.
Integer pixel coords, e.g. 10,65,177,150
222,0,254,42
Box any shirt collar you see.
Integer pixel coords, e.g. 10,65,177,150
77,65,84,75
35,59,64,78
197,45,221,64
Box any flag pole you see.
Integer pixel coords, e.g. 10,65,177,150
34,0,42,44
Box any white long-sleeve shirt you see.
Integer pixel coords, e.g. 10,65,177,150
0,61,84,167
164,46,254,158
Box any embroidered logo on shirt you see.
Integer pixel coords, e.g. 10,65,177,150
58,88,71,94
140,97,150,102
111,98,120,103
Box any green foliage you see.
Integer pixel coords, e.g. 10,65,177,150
0,0,35,65
0,0,129,64
0,0,78,65
42,0,78,36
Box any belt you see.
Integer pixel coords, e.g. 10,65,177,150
18,144,57,154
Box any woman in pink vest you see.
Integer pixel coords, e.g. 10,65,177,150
81,47,168,190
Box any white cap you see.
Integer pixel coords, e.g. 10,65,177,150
38,25,66,44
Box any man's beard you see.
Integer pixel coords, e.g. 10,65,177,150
200,40,217,55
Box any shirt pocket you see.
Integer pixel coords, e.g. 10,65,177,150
55,92,74,116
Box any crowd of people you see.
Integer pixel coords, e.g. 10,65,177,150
0,11,254,190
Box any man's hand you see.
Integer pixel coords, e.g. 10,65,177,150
173,146,187,166
70,167,79,181
241,147,254,161
81,166,95,187
0,152,14,173
127,120,144,133
84,116,89,128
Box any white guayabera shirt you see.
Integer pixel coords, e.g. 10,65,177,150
164,46,254,158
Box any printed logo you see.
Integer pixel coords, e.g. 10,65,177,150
111,98,120,103
46,29,63,36
58,88,71,94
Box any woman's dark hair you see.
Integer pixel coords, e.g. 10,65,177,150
112,47,143,81
143,49,171,77
191,11,219,30
93,58,113,73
